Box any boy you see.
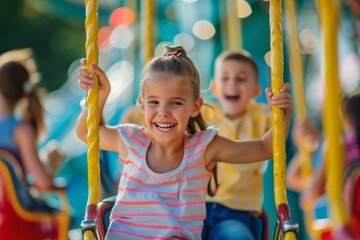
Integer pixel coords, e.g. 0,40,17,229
202,51,272,240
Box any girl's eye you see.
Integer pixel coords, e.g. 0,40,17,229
221,77,229,82
148,100,158,105
172,101,183,106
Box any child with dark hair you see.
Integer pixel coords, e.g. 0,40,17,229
0,49,60,190
202,50,272,240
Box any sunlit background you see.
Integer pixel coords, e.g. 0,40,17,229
1,0,359,239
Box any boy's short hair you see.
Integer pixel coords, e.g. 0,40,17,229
214,50,259,82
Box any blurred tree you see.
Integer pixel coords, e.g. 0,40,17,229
0,0,85,91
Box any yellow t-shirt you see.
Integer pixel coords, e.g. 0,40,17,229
202,101,272,213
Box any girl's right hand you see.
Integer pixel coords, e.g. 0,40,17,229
78,58,111,95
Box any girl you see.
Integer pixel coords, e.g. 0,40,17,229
0,54,55,191
76,45,292,240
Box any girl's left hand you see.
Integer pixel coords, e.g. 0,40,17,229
265,82,292,120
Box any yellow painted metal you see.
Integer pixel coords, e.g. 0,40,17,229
284,231,297,240
83,230,97,240
142,0,154,64
269,0,288,207
284,0,312,182
284,1,314,238
226,0,242,50
317,0,349,228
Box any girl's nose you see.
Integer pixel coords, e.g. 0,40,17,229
158,106,170,117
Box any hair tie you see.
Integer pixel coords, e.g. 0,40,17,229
23,81,33,94
167,51,182,58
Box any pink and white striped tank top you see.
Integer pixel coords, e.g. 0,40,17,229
105,124,218,240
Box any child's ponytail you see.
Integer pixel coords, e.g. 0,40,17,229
24,84,45,141
0,60,45,141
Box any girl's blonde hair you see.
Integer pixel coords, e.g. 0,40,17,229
139,45,219,196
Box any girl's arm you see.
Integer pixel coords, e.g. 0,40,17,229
75,61,127,156
14,123,53,190
205,83,292,168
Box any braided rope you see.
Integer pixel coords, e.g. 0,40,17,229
270,0,287,206
84,0,100,206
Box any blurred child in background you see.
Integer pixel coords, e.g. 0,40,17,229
202,51,273,240
0,49,63,194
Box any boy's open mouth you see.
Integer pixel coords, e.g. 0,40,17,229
225,94,240,102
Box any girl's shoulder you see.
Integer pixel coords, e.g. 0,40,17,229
186,126,218,146
117,123,149,135
14,121,35,138
117,123,152,147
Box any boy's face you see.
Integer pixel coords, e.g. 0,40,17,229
212,59,260,119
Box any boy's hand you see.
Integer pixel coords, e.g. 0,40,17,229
265,82,292,121
78,58,111,95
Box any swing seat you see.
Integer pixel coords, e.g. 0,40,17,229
311,159,360,240
96,195,116,239
0,148,71,240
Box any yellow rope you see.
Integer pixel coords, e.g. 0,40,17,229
84,0,100,207
142,0,154,64
270,0,287,207
318,0,349,228
270,2,298,238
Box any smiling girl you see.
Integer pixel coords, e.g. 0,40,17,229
76,45,292,240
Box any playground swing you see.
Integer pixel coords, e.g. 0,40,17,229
0,148,71,240
80,0,298,239
285,0,359,239
308,0,358,239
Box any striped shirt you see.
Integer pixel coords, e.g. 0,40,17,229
202,101,272,212
105,124,218,240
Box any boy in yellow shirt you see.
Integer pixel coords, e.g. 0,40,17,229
202,51,272,240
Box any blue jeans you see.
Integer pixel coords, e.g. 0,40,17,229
202,203,263,240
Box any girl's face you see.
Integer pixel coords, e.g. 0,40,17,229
139,72,202,144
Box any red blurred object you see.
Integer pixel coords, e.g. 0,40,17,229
98,26,113,50
0,149,69,239
109,7,135,27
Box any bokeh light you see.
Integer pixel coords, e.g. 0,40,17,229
109,7,135,27
340,53,360,93
109,26,134,49
299,28,318,54
264,51,271,67
155,41,173,56
237,0,252,18
106,60,134,107
173,33,195,51
192,20,216,40
98,26,113,51
181,0,198,3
